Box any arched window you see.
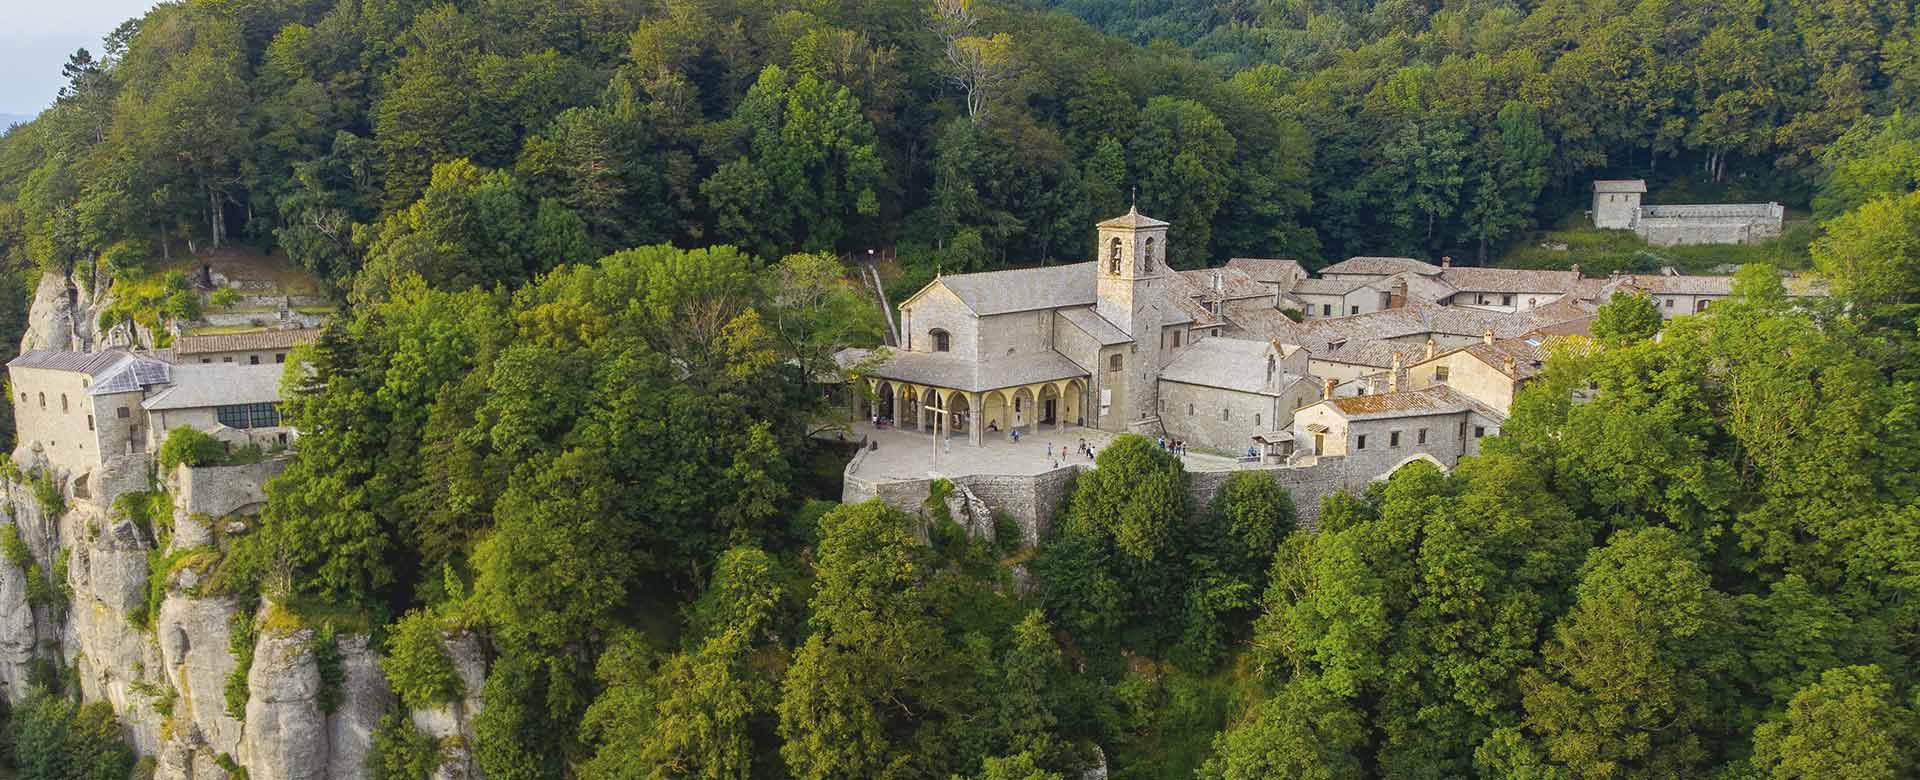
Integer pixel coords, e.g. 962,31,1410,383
37,392,45,409
61,394,69,413
1266,355,1276,384
1144,237,1156,270
1108,238,1122,275
931,329,951,352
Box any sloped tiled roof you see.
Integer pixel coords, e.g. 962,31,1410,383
859,350,1088,393
1174,267,1270,301
1096,206,1170,229
1319,256,1441,277
90,358,172,396
1159,337,1297,394
925,263,1098,316
1291,277,1375,296
175,328,321,356
1439,267,1582,295
141,363,284,410
1389,270,1459,303
1225,258,1306,285
1311,339,1430,369
1057,307,1131,345
1325,385,1492,421
8,349,131,375
1622,274,1735,296
1593,179,1647,193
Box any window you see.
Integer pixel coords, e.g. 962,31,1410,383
1109,354,1123,371
1321,304,1332,316
1220,408,1230,421
1501,294,1514,306
1349,306,1359,315
1664,298,1674,308
1188,403,1195,416
1109,238,1122,275
216,403,282,430
1266,355,1276,384
1417,427,1428,444
1356,434,1368,450
1435,366,1450,382
1696,299,1710,312
1144,237,1156,269
1390,430,1401,447
249,355,260,365
117,407,130,419
60,394,68,413
86,414,94,431
1255,413,1261,427
1474,426,1486,438
931,329,951,352
37,392,44,409
1171,331,1181,348
201,358,212,364
222,356,233,363
275,353,286,364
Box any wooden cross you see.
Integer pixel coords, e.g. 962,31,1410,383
925,397,951,466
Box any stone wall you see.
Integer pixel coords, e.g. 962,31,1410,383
176,458,289,519
1634,203,1784,246
1158,382,1278,454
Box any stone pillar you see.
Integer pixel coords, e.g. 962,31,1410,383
967,392,983,447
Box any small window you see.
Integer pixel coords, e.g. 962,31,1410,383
1109,238,1122,275
275,353,286,364
931,329,951,352
222,356,233,363
1266,356,1276,384
201,358,212,364
1322,304,1332,316
1109,354,1123,371
1390,430,1401,447
1435,366,1450,382
1664,298,1674,309
1417,428,1428,444
37,392,44,409
117,407,130,419
1188,403,1195,416
1474,426,1486,438
1171,331,1182,348
60,394,68,413
1501,294,1514,306
1696,300,1710,312
86,414,94,431
1357,434,1368,450
1350,306,1359,315
1220,408,1229,421
249,355,260,365
1254,413,1261,427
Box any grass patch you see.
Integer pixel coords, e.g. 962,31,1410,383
1498,221,1816,275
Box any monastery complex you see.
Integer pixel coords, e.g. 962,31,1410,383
842,203,1825,528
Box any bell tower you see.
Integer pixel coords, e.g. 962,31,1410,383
1094,206,1169,428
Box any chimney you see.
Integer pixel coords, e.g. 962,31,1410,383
1503,355,1517,376
1322,377,1337,399
1424,336,1437,360
1483,328,1495,346
1441,256,1452,268
1389,354,1402,392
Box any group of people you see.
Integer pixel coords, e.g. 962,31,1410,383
1157,435,1188,456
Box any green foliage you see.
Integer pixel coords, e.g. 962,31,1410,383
1590,291,1663,346
1,522,30,569
29,472,63,519
1749,666,1918,780
157,427,226,470
311,626,345,713
224,604,259,721
209,287,243,308
368,714,442,780
6,687,137,780
381,609,463,711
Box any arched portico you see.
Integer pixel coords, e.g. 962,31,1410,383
982,390,1010,435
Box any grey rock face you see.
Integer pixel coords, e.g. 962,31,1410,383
326,635,396,780
242,628,327,780
159,596,245,755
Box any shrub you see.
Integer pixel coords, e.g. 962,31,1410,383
369,713,442,780
382,609,463,711
210,287,243,308
312,626,345,713
8,688,137,780
159,427,226,470
1,523,30,568
225,602,260,720
29,472,63,518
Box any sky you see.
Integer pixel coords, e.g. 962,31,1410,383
0,0,160,118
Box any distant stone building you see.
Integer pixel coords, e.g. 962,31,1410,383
1290,385,1503,474
1590,179,1784,246
173,327,319,366
1157,337,1318,453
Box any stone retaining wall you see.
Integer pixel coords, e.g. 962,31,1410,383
845,454,1375,541
176,458,289,519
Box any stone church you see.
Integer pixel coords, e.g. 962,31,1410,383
857,207,1202,446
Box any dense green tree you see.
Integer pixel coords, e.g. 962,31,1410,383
1589,292,1663,346
1749,666,1917,780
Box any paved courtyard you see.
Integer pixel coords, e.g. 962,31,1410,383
844,421,1247,480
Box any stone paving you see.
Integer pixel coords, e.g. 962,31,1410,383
844,421,1246,480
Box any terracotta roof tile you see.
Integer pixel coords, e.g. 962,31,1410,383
175,328,322,356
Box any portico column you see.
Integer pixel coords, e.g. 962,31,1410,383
1028,384,1043,436
968,392,984,447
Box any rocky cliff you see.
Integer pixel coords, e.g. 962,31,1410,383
0,271,482,779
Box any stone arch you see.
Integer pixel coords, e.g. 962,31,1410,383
945,391,972,435
1061,378,1087,426
1010,386,1037,429
1037,383,1063,427
1373,454,1448,481
870,380,897,422
982,390,1010,434
1108,238,1122,275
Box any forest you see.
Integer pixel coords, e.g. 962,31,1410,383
0,0,1918,777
